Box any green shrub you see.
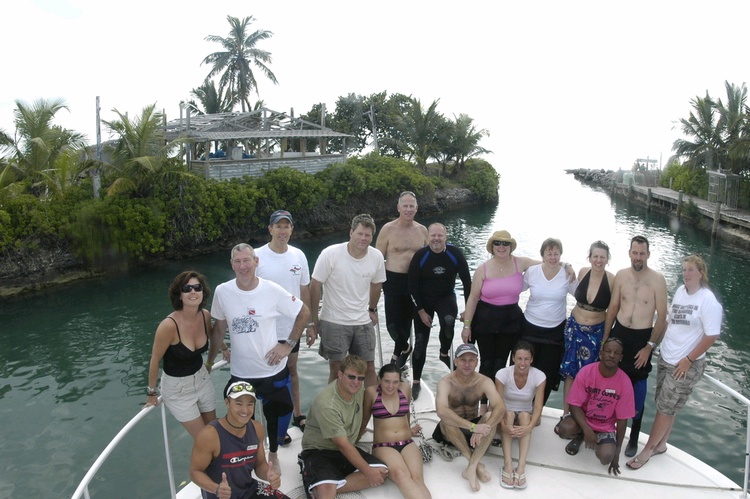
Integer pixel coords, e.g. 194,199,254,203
455,158,499,203
660,162,707,197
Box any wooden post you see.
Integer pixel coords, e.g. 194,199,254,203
711,202,721,239
647,188,652,212
676,190,683,219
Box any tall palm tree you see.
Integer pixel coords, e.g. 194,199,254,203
446,113,491,174
202,15,278,112
186,80,236,116
672,93,723,171
716,81,748,174
394,98,448,168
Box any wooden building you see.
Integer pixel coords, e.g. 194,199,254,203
164,107,352,180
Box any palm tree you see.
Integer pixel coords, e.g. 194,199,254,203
445,113,491,175
3,98,86,198
716,81,748,174
103,103,188,197
395,98,448,168
186,80,236,116
202,15,278,112
672,93,723,171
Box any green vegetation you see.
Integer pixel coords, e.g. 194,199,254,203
671,81,750,208
0,15,497,272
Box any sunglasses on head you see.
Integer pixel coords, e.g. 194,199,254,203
181,283,203,293
492,240,512,247
228,382,255,394
345,373,366,382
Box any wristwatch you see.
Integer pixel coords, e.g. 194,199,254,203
647,341,657,349
368,307,377,313
285,338,297,348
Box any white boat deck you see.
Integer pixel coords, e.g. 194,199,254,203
175,384,742,499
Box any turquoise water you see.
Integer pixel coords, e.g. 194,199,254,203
1,168,748,498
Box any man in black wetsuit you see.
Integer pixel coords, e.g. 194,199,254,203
408,223,472,399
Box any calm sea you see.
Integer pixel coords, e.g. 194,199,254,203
1,167,748,498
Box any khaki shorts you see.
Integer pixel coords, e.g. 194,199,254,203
318,320,375,362
160,365,216,422
655,356,704,416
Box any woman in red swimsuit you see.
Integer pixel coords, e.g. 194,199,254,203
360,364,431,499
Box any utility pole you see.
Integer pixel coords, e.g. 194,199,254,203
93,96,102,199
365,102,378,153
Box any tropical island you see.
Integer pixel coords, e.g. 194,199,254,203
0,16,497,296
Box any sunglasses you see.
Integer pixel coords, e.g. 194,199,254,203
345,373,366,382
492,240,512,247
228,382,255,394
181,283,203,293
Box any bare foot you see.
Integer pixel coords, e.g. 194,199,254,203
462,467,480,492
476,463,491,483
268,451,281,476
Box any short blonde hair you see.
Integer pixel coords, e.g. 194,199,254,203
684,254,708,287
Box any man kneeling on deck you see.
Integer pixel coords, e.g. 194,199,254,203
433,343,505,492
556,338,635,475
189,381,289,499
298,355,388,499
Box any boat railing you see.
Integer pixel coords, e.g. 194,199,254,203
71,360,750,498
702,373,750,498
70,359,229,499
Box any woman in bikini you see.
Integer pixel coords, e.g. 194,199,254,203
361,364,431,499
557,241,614,429
146,270,219,439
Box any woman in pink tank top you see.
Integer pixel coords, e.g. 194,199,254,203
461,231,543,384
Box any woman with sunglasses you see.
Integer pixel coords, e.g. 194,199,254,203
462,231,565,395
146,270,218,438
360,364,431,499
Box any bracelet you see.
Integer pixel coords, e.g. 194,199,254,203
205,361,214,369
686,355,694,364
464,320,472,325
306,322,315,327
470,422,476,433
147,389,157,396
462,325,471,330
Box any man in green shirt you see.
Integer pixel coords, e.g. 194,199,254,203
299,355,388,498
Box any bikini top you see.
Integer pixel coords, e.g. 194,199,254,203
479,257,523,306
371,386,409,419
162,312,209,377
574,270,610,313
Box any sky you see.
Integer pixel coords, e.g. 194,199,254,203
2,0,748,172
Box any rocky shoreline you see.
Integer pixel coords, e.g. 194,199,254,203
1,187,478,298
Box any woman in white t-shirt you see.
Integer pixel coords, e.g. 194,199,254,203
495,340,546,489
626,255,723,470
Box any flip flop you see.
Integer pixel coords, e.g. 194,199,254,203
653,447,667,456
554,414,570,436
500,469,514,489
626,456,649,470
565,436,583,455
514,469,527,490
292,414,307,433
278,433,292,446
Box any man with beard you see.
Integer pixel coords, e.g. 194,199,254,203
603,235,668,458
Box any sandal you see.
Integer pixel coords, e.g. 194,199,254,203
500,469,514,489
278,433,292,446
565,435,583,455
292,414,307,433
514,469,527,489
554,414,570,436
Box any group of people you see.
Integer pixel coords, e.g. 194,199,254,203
144,189,723,497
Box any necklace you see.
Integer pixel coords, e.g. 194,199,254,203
224,416,246,430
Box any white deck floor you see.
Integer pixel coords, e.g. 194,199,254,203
177,385,742,499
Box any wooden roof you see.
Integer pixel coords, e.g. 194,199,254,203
164,107,351,141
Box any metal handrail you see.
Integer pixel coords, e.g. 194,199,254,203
702,373,750,499
70,360,228,499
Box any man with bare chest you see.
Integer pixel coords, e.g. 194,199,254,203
376,191,428,367
603,235,668,458
433,343,505,492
